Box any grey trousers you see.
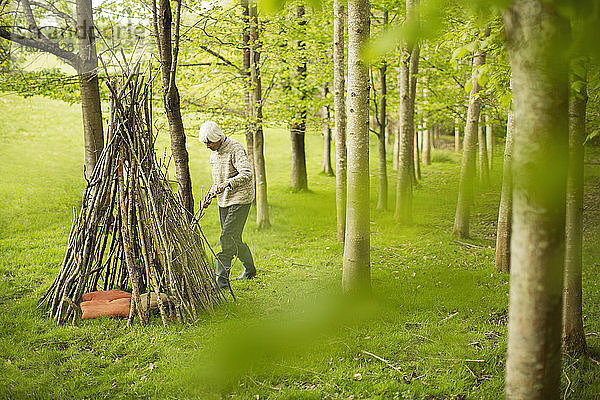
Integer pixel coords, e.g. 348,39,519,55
215,203,254,278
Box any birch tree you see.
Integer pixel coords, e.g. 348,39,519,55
342,0,370,294
503,1,570,397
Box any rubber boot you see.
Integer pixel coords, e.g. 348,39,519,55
215,259,231,289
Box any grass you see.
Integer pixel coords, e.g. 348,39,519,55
0,93,599,399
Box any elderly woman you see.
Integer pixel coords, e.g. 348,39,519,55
199,121,256,289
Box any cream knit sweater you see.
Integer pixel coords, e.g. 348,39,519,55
209,137,255,207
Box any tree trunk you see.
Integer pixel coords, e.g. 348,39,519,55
454,115,461,154
413,126,421,180
452,29,488,238
408,43,420,184
290,4,308,191
562,62,587,356
76,0,104,179
377,16,388,211
422,125,431,165
249,0,270,228
422,87,431,166
393,120,399,170
342,0,370,295
503,1,570,398
395,2,416,223
154,0,194,217
333,0,347,243
241,0,256,190
478,113,489,186
486,114,493,170
495,106,514,273
322,83,334,176
78,73,105,179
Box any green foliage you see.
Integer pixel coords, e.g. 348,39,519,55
0,69,82,103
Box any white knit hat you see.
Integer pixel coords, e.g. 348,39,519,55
198,121,225,143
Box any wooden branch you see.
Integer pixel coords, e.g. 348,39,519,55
199,45,242,74
0,26,78,66
29,1,76,25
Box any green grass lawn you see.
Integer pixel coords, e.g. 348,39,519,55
0,93,599,399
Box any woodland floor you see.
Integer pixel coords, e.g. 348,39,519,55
0,94,599,399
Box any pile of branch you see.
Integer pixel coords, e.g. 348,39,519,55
40,62,225,327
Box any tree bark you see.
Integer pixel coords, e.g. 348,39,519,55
478,113,490,186
422,87,431,166
495,107,514,273
562,62,587,356
494,106,514,272
377,14,388,211
503,1,570,398
454,115,461,154
249,0,270,228
422,124,431,165
154,0,194,217
408,43,420,184
76,0,104,179
322,83,334,176
486,114,493,170
452,29,488,238
241,0,256,190
342,0,370,295
290,4,308,191
395,27,413,223
333,0,347,243
413,126,421,180
393,119,399,170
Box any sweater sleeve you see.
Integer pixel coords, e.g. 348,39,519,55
227,144,253,190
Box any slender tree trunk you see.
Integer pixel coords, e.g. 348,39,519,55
249,0,270,228
413,126,421,180
395,0,416,223
290,4,308,191
495,106,514,273
454,115,461,154
154,0,194,217
452,29,488,238
377,15,388,211
562,63,587,356
77,0,104,179
422,88,431,166
333,0,347,243
422,125,431,165
478,113,490,186
241,0,256,189
393,120,399,170
408,43,420,184
342,0,370,294
486,114,493,170
78,73,104,178
386,117,393,146
503,2,570,398
322,83,334,175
